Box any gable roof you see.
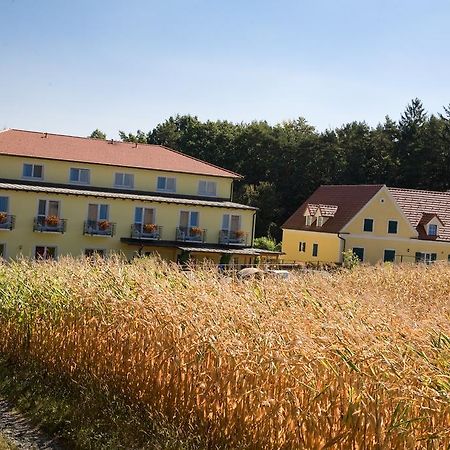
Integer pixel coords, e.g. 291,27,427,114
282,185,384,233
388,187,450,241
0,129,240,179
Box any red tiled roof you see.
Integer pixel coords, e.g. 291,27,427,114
0,129,241,178
388,188,450,241
282,185,384,232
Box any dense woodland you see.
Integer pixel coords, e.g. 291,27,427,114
92,99,450,239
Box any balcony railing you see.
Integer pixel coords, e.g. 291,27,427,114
131,223,162,240
0,214,15,231
33,216,67,233
83,220,116,237
176,226,206,243
219,230,248,246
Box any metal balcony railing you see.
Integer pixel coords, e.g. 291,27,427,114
83,220,116,237
218,230,248,245
176,226,206,243
33,216,67,233
0,214,15,231
130,224,162,240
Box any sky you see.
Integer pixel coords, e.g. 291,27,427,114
1,0,450,138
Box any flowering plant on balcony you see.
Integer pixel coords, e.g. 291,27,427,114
190,226,202,235
143,223,158,233
235,230,246,238
99,220,111,230
45,215,59,226
0,212,7,224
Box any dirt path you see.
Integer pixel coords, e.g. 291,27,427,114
0,399,64,450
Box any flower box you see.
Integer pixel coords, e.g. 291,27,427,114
143,223,158,233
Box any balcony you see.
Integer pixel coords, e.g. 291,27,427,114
0,213,15,231
83,220,116,237
131,223,162,240
219,230,248,246
33,216,67,233
176,226,206,243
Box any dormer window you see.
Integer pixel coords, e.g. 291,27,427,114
428,223,438,236
305,215,313,226
316,216,324,227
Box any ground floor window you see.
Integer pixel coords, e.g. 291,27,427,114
298,241,306,252
0,243,5,258
415,252,437,264
352,247,364,261
383,249,396,262
35,246,57,260
312,243,319,257
85,249,105,258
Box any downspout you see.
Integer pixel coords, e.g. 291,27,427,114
230,179,234,201
337,233,347,264
251,210,257,247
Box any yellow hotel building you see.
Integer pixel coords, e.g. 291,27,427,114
0,129,262,264
282,184,450,265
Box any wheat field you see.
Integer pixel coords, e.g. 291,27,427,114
0,257,449,449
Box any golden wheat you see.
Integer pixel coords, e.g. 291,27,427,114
0,257,449,449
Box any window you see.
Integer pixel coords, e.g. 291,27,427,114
198,180,217,197
312,243,319,257
180,210,199,228
35,246,57,260
23,163,43,179
70,168,90,184
298,242,306,252
222,214,241,231
387,220,398,234
38,199,60,219
88,204,109,222
383,249,396,262
114,173,134,189
0,196,8,212
352,247,365,261
363,218,374,232
157,176,176,192
416,252,437,264
85,249,105,258
135,207,155,225
305,216,313,226
0,243,5,258
316,216,324,227
428,224,438,236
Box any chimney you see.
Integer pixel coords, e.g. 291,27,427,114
109,139,114,144
42,132,48,138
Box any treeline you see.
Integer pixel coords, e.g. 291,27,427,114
92,99,450,239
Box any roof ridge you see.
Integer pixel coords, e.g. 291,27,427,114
0,128,11,134
388,186,450,195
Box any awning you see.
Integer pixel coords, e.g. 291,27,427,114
178,246,284,256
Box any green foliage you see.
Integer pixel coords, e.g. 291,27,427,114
342,250,361,269
253,236,281,252
118,99,450,237
88,129,106,140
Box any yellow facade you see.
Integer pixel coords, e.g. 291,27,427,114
0,154,233,199
282,186,450,265
0,145,258,263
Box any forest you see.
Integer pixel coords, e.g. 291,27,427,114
92,99,450,239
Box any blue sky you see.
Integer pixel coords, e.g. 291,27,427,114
1,0,450,138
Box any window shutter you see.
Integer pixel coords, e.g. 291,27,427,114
167,178,175,191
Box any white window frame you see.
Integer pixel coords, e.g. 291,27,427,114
0,196,9,213
427,223,438,236
37,199,61,218
0,242,6,259
69,167,90,184
179,210,199,228
156,176,176,193
383,248,396,262
198,180,217,197
34,245,58,260
312,242,319,257
352,247,365,262
305,215,313,226
387,219,398,234
363,218,374,233
23,163,44,180
316,216,324,227
222,214,241,231
87,203,109,222
114,172,134,189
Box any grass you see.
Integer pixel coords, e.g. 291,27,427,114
0,434,17,450
0,256,449,448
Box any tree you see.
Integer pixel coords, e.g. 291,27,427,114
89,129,106,140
